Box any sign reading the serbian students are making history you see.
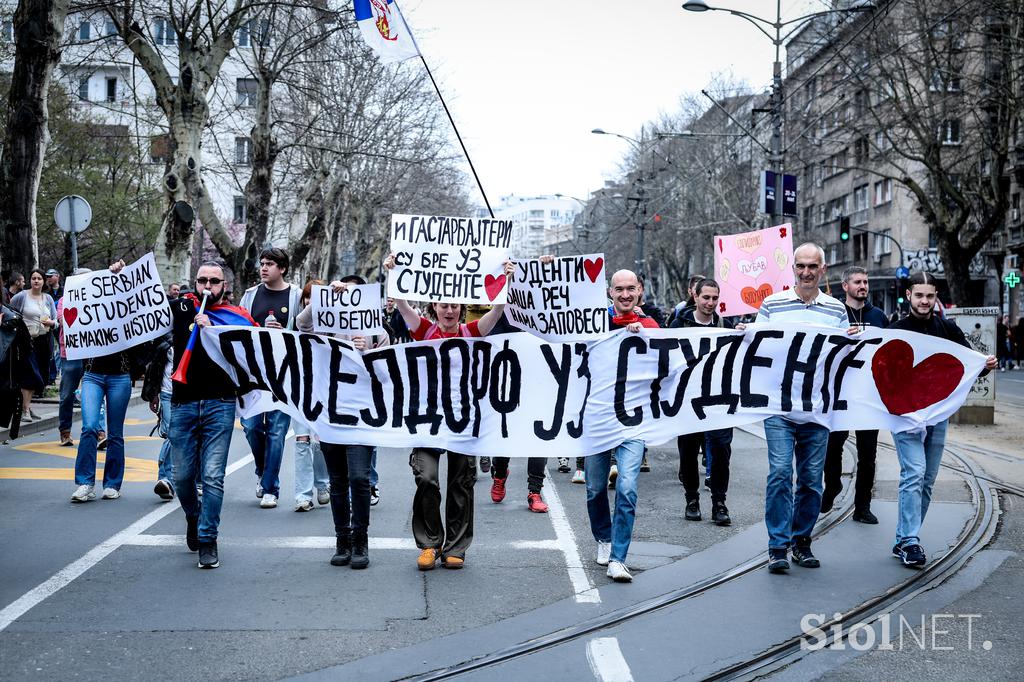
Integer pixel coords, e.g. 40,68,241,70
387,213,513,304
61,252,172,360
505,254,608,341
311,284,386,336
714,224,796,316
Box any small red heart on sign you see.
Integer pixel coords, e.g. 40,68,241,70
719,302,727,313
63,307,78,327
871,340,964,415
779,227,787,238
583,257,604,283
718,238,723,252
782,285,791,291
484,274,506,301
740,283,773,307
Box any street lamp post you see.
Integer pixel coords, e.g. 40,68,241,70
682,0,875,225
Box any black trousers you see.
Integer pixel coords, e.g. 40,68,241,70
409,448,474,559
824,430,878,509
677,429,733,503
491,457,546,493
320,443,373,537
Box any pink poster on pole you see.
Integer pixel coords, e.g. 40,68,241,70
713,224,796,317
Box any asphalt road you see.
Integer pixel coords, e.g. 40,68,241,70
994,370,1024,405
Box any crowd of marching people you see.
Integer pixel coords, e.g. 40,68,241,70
0,242,997,579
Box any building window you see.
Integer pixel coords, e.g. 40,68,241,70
939,119,961,145
930,70,962,92
78,20,91,41
234,136,253,165
153,17,175,46
853,184,869,212
149,134,170,164
853,89,869,117
236,78,257,107
105,77,117,102
874,179,892,205
529,209,544,218
237,18,270,48
828,243,839,265
104,19,117,42
853,232,869,261
853,137,869,165
233,196,247,224
1,17,13,42
873,229,892,258
78,76,90,101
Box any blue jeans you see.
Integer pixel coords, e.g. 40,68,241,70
58,359,84,433
369,448,379,488
763,416,829,549
584,439,645,564
157,391,174,484
171,399,236,542
242,410,291,497
893,421,948,547
293,427,329,503
74,372,131,489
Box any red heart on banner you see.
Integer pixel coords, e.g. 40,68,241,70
63,307,78,327
583,257,604,283
740,283,773,307
870,340,965,415
484,274,506,301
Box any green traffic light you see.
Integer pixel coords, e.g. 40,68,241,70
840,233,849,241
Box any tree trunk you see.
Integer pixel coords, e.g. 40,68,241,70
237,72,278,290
936,230,973,306
0,0,69,274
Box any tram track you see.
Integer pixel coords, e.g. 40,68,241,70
405,439,1002,682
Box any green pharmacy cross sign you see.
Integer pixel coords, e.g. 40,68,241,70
1005,271,1021,289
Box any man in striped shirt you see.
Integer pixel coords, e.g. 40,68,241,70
752,243,855,573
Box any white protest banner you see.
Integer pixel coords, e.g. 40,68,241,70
62,252,171,360
505,254,608,341
311,284,385,336
387,213,513,304
201,324,985,458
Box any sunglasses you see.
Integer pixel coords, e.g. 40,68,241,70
196,277,224,285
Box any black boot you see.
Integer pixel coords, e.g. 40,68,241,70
351,532,369,570
712,502,731,526
684,498,701,521
331,534,351,566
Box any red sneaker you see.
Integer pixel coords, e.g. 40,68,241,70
527,492,549,513
490,475,507,503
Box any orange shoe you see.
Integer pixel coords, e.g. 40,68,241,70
442,555,465,569
490,475,507,503
527,492,549,513
417,548,438,570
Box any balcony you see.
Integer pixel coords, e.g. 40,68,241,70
850,208,870,227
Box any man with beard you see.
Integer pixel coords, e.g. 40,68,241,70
821,266,889,523
169,262,257,569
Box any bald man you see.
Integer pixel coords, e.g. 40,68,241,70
585,269,660,583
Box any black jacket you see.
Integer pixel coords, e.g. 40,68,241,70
170,298,239,403
845,301,889,329
670,307,735,330
141,331,172,403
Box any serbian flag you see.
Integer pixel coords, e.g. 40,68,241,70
354,0,420,63
172,294,257,384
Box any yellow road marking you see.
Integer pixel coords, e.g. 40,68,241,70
124,417,157,426
2,436,160,481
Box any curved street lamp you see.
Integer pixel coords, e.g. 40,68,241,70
681,0,876,222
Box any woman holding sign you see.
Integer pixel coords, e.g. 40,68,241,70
8,268,57,422
383,253,515,570
296,275,390,570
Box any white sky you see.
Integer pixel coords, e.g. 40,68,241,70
400,0,825,207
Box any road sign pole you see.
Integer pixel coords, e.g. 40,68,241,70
69,200,78,272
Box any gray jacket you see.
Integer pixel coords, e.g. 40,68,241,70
239,283,303,330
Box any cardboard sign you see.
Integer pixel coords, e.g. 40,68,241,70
62,252,171,360
505,254,608,340
310,284,385,336
387,213,513,304
713,224,796,316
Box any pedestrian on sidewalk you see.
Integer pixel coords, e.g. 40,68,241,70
888,272,997,567
169,263,257,569
384,253,515,571
671,278,735,527
295,275,387,569
8,269,56,423
745,243,857,574
585,269,660,584
238,247,303,510
822,266,889,524
56,268,107,448
69,259,148,503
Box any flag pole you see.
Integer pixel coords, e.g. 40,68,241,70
393,1,496,219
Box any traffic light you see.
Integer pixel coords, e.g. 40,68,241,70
896,276,910,306
839,215,851,242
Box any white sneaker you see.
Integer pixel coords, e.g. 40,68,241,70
101,487,120,499
256,483,264,499
71,484,95,502
595,541,611,566
607,561,632,582
572,469,586,484
316,488,331,505
294,499,314,512
22,412,37,423
260,493,278,508
608,464,618,484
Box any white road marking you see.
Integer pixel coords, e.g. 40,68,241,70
543,467,601,604
0,454,254,632
586,637,634,682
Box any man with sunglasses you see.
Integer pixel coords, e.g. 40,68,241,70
169,263,257,569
